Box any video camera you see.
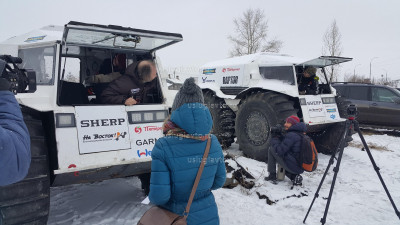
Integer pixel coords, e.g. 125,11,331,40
346,104,358,118
270,124,284,135
0,55,36,94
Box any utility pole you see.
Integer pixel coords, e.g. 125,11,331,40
369,57,378,82
354,64,361,76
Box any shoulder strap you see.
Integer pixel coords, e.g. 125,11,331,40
183,136,211,218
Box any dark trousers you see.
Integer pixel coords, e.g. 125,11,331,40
268,147,296,175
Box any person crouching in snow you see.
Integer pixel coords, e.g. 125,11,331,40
148,77,226,225
265,115,306,185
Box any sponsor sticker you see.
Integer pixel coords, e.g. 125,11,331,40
327,108,337,113
222,68,240,73
203,68,216,74
223,76,238,84
137,149,152,158
201,76,216,83
25,35,46,43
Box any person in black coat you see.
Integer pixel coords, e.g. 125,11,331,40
265,115,306,185
298,66,319,95
101,60,158,105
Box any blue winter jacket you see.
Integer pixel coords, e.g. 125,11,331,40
0,91,31,186
149,103,226,225
271,122,307,174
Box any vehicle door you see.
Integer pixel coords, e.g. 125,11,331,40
345,86,371,123
370,87,400,127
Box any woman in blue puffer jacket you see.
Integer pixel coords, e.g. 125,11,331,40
149,78,226,225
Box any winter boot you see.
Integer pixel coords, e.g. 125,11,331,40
265,173,277,184
292,174,303,186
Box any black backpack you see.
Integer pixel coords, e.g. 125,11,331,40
296,132,318,172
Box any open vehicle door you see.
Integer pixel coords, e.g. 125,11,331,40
298,56,352,68
62,21,183,51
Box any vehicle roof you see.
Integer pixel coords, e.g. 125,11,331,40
332,82,399,90
0,21,183,48
0,25,63,46
202,52,352,68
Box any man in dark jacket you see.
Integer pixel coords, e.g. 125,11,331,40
265,115,306,185
101,60,158,105
0,59,31,186
298,66,319,95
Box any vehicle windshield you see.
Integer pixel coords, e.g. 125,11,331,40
18,46,56,85
393,88,400,96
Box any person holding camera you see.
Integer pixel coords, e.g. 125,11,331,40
265,115,306,185
0,59,31,186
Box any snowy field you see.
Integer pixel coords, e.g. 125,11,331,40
48,131,400,225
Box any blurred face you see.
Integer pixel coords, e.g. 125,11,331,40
304,71,311,78
144,64,157,82
284,122,292,130
139,61,158,83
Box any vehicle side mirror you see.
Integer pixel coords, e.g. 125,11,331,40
393,97,400,104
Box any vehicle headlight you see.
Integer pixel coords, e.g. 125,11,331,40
56,113,76,128
322,97,336,104
128,110,168,124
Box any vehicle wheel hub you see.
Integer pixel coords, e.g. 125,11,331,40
245,111,269,146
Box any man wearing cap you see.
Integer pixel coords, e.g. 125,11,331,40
265,115,306,185
298,66,319,95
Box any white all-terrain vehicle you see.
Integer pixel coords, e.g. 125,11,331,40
0,21,182,224
198,53,352,160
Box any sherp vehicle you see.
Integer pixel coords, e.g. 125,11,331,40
198,53,352,161
0,21,182,224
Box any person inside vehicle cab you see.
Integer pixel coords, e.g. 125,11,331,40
298,66,319,95
101,60,158,105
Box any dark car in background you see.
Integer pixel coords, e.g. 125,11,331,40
332,83,400,129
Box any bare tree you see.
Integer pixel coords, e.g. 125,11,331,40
322,19,343,82
228,8,282,57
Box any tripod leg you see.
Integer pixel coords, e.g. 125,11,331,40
303,120,351,224
320,120,351,225
354,121,400,220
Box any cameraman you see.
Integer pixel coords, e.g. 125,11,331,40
265,115,305,185
0,59,31,186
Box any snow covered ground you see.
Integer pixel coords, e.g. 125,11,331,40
48,132,400,225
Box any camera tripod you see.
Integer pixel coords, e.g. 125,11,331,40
303,109,400,224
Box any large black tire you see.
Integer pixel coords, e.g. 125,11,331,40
235,92,297,162
309,121,351,155
203,91,236,149
0,112,50,224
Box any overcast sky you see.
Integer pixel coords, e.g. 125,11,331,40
1,0,399,81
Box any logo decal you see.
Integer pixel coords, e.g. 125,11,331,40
25,35,46,43
327,108,337,113
115,132,127,141
223,76,238,84
135,126,142,134
137,149,152,158
203,68,216,74
330,114,336,119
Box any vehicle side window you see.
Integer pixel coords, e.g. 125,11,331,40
18,46,56,85
334,85,348,97
259,66,295,85
347,86,369,101
372,87,397,103
61,57,81,83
